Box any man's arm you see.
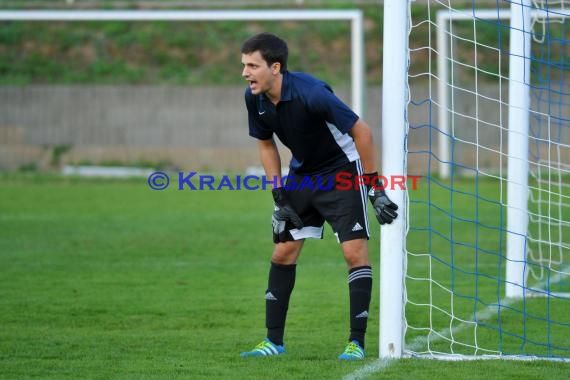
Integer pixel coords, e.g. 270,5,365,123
257,138,303,241
349,118,399,225
349,119,378,174
257,137,282,189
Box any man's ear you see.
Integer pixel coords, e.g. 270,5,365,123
271,62,281,74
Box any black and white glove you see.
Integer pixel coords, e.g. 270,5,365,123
272,187,304,243
365,172,399,225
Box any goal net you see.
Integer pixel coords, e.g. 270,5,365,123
383,0,570,360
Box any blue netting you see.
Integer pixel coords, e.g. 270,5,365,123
405,0,570,360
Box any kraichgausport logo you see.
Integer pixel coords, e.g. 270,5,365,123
147,172,422,191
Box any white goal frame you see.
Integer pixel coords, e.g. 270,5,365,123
0,9,365,117
380,0,408,359
382,0,570,360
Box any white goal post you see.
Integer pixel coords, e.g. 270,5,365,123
0,9,365,117
380,0,408,359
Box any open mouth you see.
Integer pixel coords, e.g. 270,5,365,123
249,80,260,91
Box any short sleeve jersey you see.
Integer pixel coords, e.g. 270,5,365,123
245,71,360,175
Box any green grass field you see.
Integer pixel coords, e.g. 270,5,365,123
1,174,569,379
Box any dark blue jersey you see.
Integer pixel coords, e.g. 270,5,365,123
245,71,360,175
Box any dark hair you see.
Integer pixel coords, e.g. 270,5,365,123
241,33,288,72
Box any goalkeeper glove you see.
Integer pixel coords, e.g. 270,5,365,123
365,172,399,225
271,187,304,243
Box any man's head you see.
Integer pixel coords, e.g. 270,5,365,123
241,33,288,72
241,33,288,98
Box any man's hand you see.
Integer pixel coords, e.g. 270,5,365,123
272,187,303,243
365,173,399,225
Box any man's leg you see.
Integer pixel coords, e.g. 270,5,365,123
339,238,371,359
241,240,303,357
305,161,371,359
265,240,304,346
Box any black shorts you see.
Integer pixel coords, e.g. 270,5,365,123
280,160,370,243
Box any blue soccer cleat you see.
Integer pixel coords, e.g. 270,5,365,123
338,340,365,360
240,338,285,357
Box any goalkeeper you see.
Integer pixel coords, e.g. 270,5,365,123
239,33,398,360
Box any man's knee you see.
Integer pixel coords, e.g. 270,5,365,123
272,240,303,265
341,238,369,268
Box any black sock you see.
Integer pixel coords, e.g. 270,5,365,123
348,265,372,348
265,262,296,346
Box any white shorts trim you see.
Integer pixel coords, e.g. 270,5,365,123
289,225,324,240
